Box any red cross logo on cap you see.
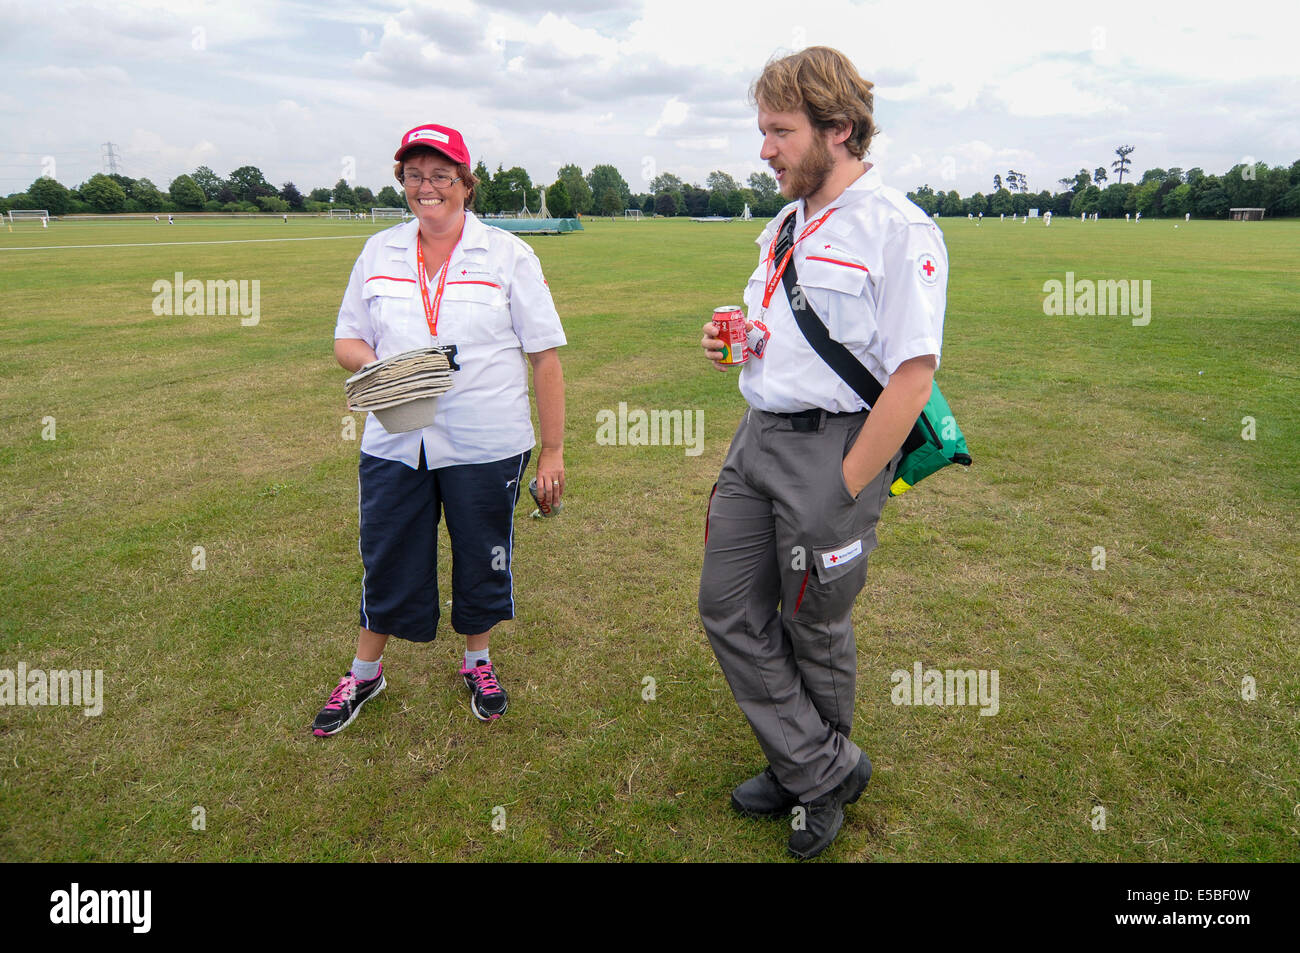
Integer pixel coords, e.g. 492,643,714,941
829,554,839,563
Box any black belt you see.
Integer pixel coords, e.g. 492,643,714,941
767,408,867,432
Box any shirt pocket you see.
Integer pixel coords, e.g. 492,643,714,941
439,277,513,345
796,254,876,346
360,276,418,346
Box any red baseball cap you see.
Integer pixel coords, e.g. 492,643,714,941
394,124,471,166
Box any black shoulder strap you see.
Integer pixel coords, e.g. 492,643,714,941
775,211,884,408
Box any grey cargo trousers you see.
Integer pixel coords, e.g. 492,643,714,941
698,407,898,801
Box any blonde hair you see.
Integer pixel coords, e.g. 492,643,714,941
750,46,877,158
394,146,478,206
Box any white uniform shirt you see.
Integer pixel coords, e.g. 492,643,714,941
335,212,567,468
739,165,947,413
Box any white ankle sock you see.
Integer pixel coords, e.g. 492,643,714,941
352,656,382,681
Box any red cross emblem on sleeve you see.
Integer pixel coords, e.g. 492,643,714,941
917,252,939,286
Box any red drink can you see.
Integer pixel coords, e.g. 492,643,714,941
713,306,747,365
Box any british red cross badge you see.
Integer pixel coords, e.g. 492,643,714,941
917,252,939,286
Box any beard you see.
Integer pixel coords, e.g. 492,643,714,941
781,133,835,201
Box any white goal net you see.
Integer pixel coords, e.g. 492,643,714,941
328,209,354,220
8,209,49,224
371,207,408,223
624,209,643,221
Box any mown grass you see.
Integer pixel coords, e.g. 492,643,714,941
0,215,1296,862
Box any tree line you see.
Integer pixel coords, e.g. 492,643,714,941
0,161,787,220
907,147,1300,220
6,146,1299,220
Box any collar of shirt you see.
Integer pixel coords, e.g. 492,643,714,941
384,210,494,280
792,162,880,234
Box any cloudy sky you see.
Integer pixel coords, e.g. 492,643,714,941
3,0,1297,199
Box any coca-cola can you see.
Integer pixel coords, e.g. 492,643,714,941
713,306,747,365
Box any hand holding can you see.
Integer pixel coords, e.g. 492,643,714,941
701,307,752,371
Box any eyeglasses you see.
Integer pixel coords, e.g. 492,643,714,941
402,171,461,189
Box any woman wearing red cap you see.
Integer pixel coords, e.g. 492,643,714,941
313,123,567,735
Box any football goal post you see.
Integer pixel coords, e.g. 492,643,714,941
624,209,643,221
370,207,408,223
8,209,50,224
327,209,354,220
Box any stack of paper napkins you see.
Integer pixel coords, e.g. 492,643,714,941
344,347,454,433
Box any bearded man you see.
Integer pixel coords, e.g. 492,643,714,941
698,46,948,859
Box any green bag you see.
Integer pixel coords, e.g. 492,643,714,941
776,210,972,496
889,382,972,496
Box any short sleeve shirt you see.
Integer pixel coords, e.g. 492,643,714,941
738,165,947,413
335,212,567,468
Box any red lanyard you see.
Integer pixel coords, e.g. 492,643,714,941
415,225,463,338
761,206,838,309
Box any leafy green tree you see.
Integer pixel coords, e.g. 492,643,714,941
654,192,677,216
1011,192,1029,215
280,182,305,210
706,170,739,193
940,190,963,216
191,166,222,199
600,188,622,218
1162,183,1192,218
472,161,495,213
707,190,731,215
1194,180,1229,217
1259,164,1292,214
748,172,778,198
81,174,127,212
1275,183,1300,216
546,180,573,217
132,177,165,211
1093,167,1107,186
332,179,357,207
682,185,709,216
989,188,1013,215
649,172,684,195
355,186,375,207
309,187,331,203
375,185,402,208
966,192,987,216
256,195,289,212
587,164,631,214
1134,180,1161,217
228,165,275,202
1070,185,1102,216
492,166,536,213
907,184,938,215
1073,168,1092,192
169,174,205,210
27,176,71,215
557,164,592,215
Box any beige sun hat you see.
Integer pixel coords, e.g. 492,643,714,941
345,347,454,433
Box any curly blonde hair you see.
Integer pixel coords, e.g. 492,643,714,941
750,46,877,158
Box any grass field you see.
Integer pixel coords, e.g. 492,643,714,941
1,214,1296,862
